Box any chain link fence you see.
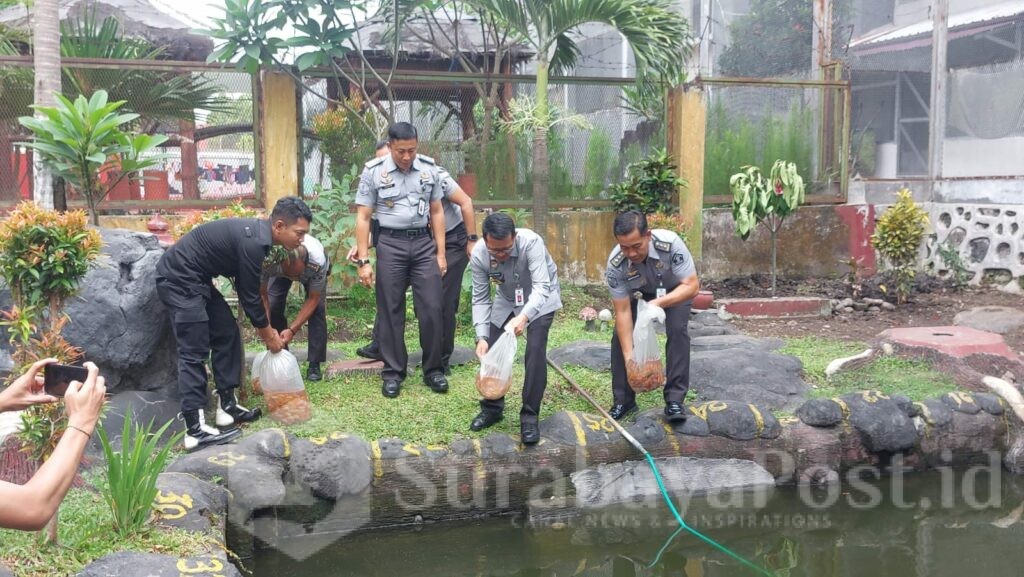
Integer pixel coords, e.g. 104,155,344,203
0,57,257,209
298,71,663,205
833,0,1024,179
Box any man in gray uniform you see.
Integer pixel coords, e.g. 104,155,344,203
604,210,700,422
354,162,478,374
469,212,562,444
353,122,449,398
260,234,330,381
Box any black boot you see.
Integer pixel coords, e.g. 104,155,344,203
356,342,383,361
182,410,240,452
216,389,262,427
307,362,322,382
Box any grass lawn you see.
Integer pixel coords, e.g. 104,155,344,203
0,473,220,577
238,286,959,445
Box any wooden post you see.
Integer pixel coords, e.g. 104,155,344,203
928,0,949,185
260,70,300,210
178,119,200,201
666,84,705,259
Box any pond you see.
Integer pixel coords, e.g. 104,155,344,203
249,469,1024,576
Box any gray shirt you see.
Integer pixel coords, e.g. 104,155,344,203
356,153,443,229
261,235,330,294
470,228,563,339
605,229,696,301
438,167,464,232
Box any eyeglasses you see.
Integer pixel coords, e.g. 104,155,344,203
487,246,514,256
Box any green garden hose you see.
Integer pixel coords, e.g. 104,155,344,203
547,358,775,577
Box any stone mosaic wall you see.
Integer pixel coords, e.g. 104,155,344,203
925,203,1024,289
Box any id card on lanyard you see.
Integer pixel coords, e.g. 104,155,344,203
656,287,667,299
514,287,525,307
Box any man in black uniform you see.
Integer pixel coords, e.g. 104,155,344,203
157,197,312,450
260,234,330,381
604,211,699,422
353,122,448,398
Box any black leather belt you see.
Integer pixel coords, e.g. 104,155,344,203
380,227,430,237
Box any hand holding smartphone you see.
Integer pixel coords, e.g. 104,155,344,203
43,363,90,397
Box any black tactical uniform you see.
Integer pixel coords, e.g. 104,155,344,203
156,218,269,422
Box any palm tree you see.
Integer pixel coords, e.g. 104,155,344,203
31,0,60,210
463,0,691,236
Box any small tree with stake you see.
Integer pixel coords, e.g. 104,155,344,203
730,160,805,294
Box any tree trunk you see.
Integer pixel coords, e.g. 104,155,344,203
531,59,550,238
31,0,60,209
42,509,58,544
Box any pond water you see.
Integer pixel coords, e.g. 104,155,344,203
250,470,1024,576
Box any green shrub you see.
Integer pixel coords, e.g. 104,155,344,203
308,165,360,289
98,418,183,538
871,188,929,304
609,148,685,214
582,128,614,199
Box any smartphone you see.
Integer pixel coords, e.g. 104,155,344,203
43,363,90,397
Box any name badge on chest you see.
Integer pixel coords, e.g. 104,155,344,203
418,198,428,216
656,287,667,299
514,287,525,307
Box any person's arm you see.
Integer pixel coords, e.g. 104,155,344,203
429,200,447,276
448,186,477,255
650,272,700,309
507,236,551,336
469,247,493,357
0,361,105,531
0,358,56,412
259,278,271,323
612,297,634,361
355,205,374,287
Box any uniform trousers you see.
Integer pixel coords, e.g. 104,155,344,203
156,277,242,412
610,296,692,406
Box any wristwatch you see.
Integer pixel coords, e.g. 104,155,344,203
354,258,371,267
468,234,480,241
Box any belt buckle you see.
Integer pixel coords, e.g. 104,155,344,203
406,229,418,237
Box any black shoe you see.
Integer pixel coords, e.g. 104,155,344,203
520,422,540,445
307,362,322,382
182,410,241,452
357,342,383,361
664,401,687,423
470,410,503,432
608,403,638,421
425,373,449,393
216,390,262,427
382,379,401,398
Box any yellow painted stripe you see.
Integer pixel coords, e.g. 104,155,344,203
402,443,421,457
472,439,486,480
370,440,383,478
748,404,765,436
274,428,291,458
662,423,682,456
566,412,588,447
832,397,850,421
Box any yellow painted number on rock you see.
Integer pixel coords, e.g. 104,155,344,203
581,413,615,433
861,391,890,403
948,392,974,406
176,557,224,575
207,451,247,467
707,401,728,412
155,491,194,520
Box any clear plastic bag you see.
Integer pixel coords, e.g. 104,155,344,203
258,350,312,424
476,330,517,400
250,350,268,396
627,300,666,392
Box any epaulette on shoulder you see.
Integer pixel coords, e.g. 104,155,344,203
416,153,435,165
652,234,672,253
610,250,625,267
364,156,384,169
